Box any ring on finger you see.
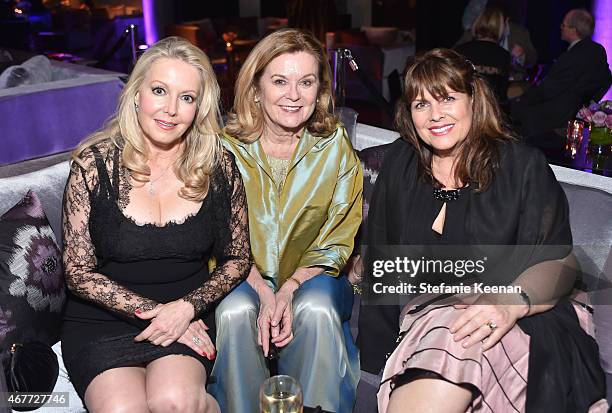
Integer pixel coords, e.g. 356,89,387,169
193,336,203,346
485,320,498,331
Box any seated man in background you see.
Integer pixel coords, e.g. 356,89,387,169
511,9,611,137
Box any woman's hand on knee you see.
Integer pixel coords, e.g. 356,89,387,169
450,294,527,350
178,319,216,360
257,286,276,357
134,299,195,345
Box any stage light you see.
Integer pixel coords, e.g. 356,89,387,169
142,0,158,45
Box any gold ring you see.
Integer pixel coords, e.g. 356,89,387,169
485,320,498,331
192,336,202,346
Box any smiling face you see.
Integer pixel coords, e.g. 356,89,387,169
410,88,473,157
135,57,200,151
257,51,319,138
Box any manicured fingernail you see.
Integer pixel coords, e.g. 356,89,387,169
135,309,141,314
201,351,208,357
462,341,468,348
209,353,216,360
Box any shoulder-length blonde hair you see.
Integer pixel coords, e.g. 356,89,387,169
472,4,506,42
73,36,222,201
395,48,516,192
225,28,337,142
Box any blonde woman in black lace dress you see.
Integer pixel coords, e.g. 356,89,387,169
61,37,251,413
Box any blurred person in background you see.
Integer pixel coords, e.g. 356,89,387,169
456,3,511,102
511,9,611,137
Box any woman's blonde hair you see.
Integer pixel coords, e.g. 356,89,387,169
73,36,222,201
395,48,516,192
472,4,506,42
225,28,337,142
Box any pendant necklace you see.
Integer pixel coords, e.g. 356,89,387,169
148,162,174,197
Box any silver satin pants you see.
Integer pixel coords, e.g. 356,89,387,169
208,274,360,413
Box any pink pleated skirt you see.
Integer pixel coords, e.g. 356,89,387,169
377,293,608,413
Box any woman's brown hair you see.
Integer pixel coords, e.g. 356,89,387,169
224,28,337,142
395,48,516,191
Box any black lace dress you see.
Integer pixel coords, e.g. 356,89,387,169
60,142,251,400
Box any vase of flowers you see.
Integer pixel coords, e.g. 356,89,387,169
577,100,612,148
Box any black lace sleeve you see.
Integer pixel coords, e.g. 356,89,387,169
182,149,252,315
62,148,158,320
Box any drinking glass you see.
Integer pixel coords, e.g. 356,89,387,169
259,375,303,413
565,119,585,158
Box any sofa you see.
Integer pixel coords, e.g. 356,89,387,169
0,56,124,166
0,123,610,412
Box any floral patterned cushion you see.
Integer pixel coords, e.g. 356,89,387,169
352,142,395,251
0,190,65,352
358,142,395,221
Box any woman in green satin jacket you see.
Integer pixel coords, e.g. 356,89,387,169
207,29,363,413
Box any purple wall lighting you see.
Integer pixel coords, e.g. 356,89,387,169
142,0,158,45
593,0,612,101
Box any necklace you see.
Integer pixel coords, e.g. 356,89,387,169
148,162,174,197
433,187,463,202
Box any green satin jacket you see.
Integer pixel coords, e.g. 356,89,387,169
222,126,363,290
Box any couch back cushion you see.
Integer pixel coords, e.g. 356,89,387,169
560,182,612,374
0,161,70,246
560,182,612,278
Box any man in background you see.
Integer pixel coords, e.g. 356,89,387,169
511,9,611,137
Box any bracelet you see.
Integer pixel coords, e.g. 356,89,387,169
519,290,531,313
286,277,302,289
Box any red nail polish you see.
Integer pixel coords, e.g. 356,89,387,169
135,309,141,314
201,351,208,357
